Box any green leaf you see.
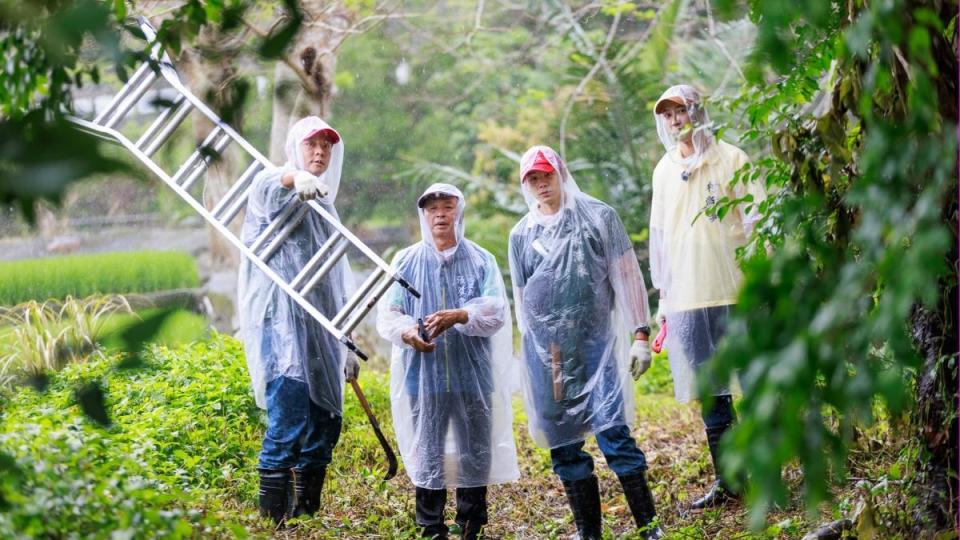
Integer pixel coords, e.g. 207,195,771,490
257,0,302,59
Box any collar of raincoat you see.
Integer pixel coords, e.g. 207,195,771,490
283,116,345,203
417,182,466,262
519,145,582,229
668,135,721,171
654,84,716,171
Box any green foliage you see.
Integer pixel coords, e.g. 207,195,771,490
706,0,958,527
0,336,257,537
0,251,200,305
0,295,132,386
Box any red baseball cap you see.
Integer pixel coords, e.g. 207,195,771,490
304,127,341,144
523,151,555,181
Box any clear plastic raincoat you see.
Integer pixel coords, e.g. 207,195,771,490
238,116,351,414
508,146,650,449
377,183,519,489
650,85,765,402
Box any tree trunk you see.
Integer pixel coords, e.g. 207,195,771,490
268,0,348,162
909,3,958,529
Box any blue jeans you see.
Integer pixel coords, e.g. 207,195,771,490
258,376,343,470
550,424,647,482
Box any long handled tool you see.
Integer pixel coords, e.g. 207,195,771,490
349,379,398,480
68,17,412,477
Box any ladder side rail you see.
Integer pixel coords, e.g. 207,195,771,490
151,61,273,168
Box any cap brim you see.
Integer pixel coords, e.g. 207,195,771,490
522,163,555,181
417,191,459,208
654,96,686,114
304,127,341,144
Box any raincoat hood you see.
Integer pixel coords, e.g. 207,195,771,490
518,146,582,227
654,85,715,169
417,182,466,260
283,116,345,203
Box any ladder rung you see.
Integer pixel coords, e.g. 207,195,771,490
248,202,301,253
93,62,153,126
332,268,386,328
212,161,264,219
290,231,343,290
340,273,396,336
299,238,350,297
103,68,159,129
171,127,225,186
257,204,311,263
218,185,254,226
137,95,193,157
180,131,232,191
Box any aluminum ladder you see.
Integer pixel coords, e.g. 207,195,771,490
68,17,420,361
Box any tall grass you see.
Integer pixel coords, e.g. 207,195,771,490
0,296,133,386
0,251,200,306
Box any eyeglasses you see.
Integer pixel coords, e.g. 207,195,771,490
681,171,690,182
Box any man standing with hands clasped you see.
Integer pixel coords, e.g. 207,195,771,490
378,183,519,539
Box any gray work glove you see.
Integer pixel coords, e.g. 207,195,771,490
344,356,360,382
629,339,652,380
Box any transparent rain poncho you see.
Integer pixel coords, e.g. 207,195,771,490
650,86,764,402
238,116,351,413
376,183,519,489
508,146,650,449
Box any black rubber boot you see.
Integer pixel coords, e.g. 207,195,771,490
258,467,292,525
290,466,326,518
455,486,488,539
618,471,664,539
561,475,603,540
690,424,741,510
416,487,449,539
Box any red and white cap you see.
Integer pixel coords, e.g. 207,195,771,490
521,151,556,181
304,126,341,144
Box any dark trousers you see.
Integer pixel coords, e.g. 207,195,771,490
549,424,648,482
259,376,342,470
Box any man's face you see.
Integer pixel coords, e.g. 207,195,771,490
423,195,459,241
300,135,334,176
525,170,562,208
661,102,693,142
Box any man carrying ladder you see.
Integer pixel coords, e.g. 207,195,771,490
238,116,359,525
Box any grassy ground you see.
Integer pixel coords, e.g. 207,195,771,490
0,336,918,539
0,251,200,306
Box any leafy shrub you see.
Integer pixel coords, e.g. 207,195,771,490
0,336,258,537
0,251,200,305
0,295,208,391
